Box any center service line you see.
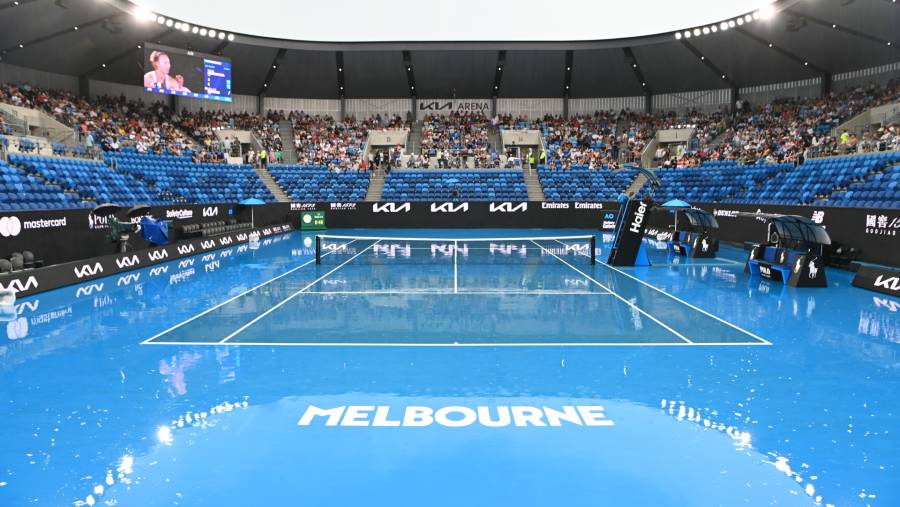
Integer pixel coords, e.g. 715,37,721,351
218,239,382,343
530,240,693,344
454,239,458,294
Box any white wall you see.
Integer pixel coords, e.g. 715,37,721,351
264,97,339,116
0,63,78,93
497,98,564,119
652,88,731,114
569,96,644,115
739,78,821,107
834,61,900,91
179,94,259,114
345,98,410,119
89,80,150,103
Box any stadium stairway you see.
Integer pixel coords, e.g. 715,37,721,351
365,169,386,201
523,167,545,201
625,171,649,197
278,119,298,164
406,122,423,155
253,164,291,202
489,127,502,156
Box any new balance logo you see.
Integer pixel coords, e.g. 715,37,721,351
202,207,219,217
201,240,216,249
0,276,39,293
373,203,411,213
74,263,103,279
177,244,195,255
147,250,168,261
489,202,527,213
874,275,900,292
219,236,233,246
117,274,141,286
75,283,104,298
431,203,469,213
115,255,140,269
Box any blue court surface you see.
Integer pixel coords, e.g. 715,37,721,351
1,228,898,506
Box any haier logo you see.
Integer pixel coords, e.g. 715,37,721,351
874,275,900,292
73,263,103,279
0,216,22,237
0,276,38,293
147,250,169,261
201,240,216,249
115,255,140,269
219,236,233,246
177,244,195,255
298,405,614,428
489,202,527,213
373,203,411,213
431,203,469,213
202,207,219,217
75,283,104,298
628,202,647,234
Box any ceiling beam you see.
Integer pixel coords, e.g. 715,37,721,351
82,28,175,78
258,48,287,95
679,40,738,89
491,50,506,98
783,7,897,49
402,50,416,97
0,0,41,11
210,40,230,56
622,47,651,95
336,51,345,99
563,50,573,97
734,27,829,75
1,13,122,55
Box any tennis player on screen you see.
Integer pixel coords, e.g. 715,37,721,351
144,51,180,91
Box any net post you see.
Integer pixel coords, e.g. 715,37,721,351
590,236,596,265
315,235,321,265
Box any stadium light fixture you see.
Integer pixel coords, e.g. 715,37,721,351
133,7,154,21
73,26,78,31
720,22,729,31
157,16,165,24
181,24,190,32
18,44,23,48
218,32,225,39
684,31,691,38
744,14,752,23
137,44,142,49
227,34,235,41
199,28,207,36
208,30,217,38
192,26,199,34
674,32,682,40
702,27,709,35
728,20,736,28
759,5,776,20
710,25,717,33
768,43,774,48
174,22,182,30
752,11,761,20
693,28,701,36
165,19,173,27
737,18,744,26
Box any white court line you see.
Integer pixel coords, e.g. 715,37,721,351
140,243,351,345
217,240,382,343
558,240,771,346
657,262,744,267
301,290,614,295
530,240,693,344
145,340,770,348
454,240,458,294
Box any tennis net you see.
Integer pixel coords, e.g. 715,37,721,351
314,234,596,266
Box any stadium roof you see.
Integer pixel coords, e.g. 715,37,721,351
0,0,897,99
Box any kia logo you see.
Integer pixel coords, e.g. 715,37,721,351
219,236,233,246
0,216,22,237
73,263,104,279
874,275,900,291
237,233,248,241
489,202,527,213
177,244,195,255
115,255,140,269
201,240,215,249
373,203,411,213
147,250,169,261
0,276,39,293
202,207,219,217
431,203,469,213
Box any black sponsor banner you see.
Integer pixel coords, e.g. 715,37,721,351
299,201,614,229
0,224,293,298
852,265,900,297
646,204,899,268
607,199,650,266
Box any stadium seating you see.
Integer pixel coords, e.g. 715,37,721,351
106,152,274,203
9,154,167,206
538,166,636,201
653,161,793,204
0,159,88,210
268,164,370,202
381,170,528,201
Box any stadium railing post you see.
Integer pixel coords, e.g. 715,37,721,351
315,235,321,265
591,236,596,265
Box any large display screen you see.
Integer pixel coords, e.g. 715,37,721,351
142,43,232,102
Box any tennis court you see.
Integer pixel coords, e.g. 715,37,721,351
1,228,897,507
